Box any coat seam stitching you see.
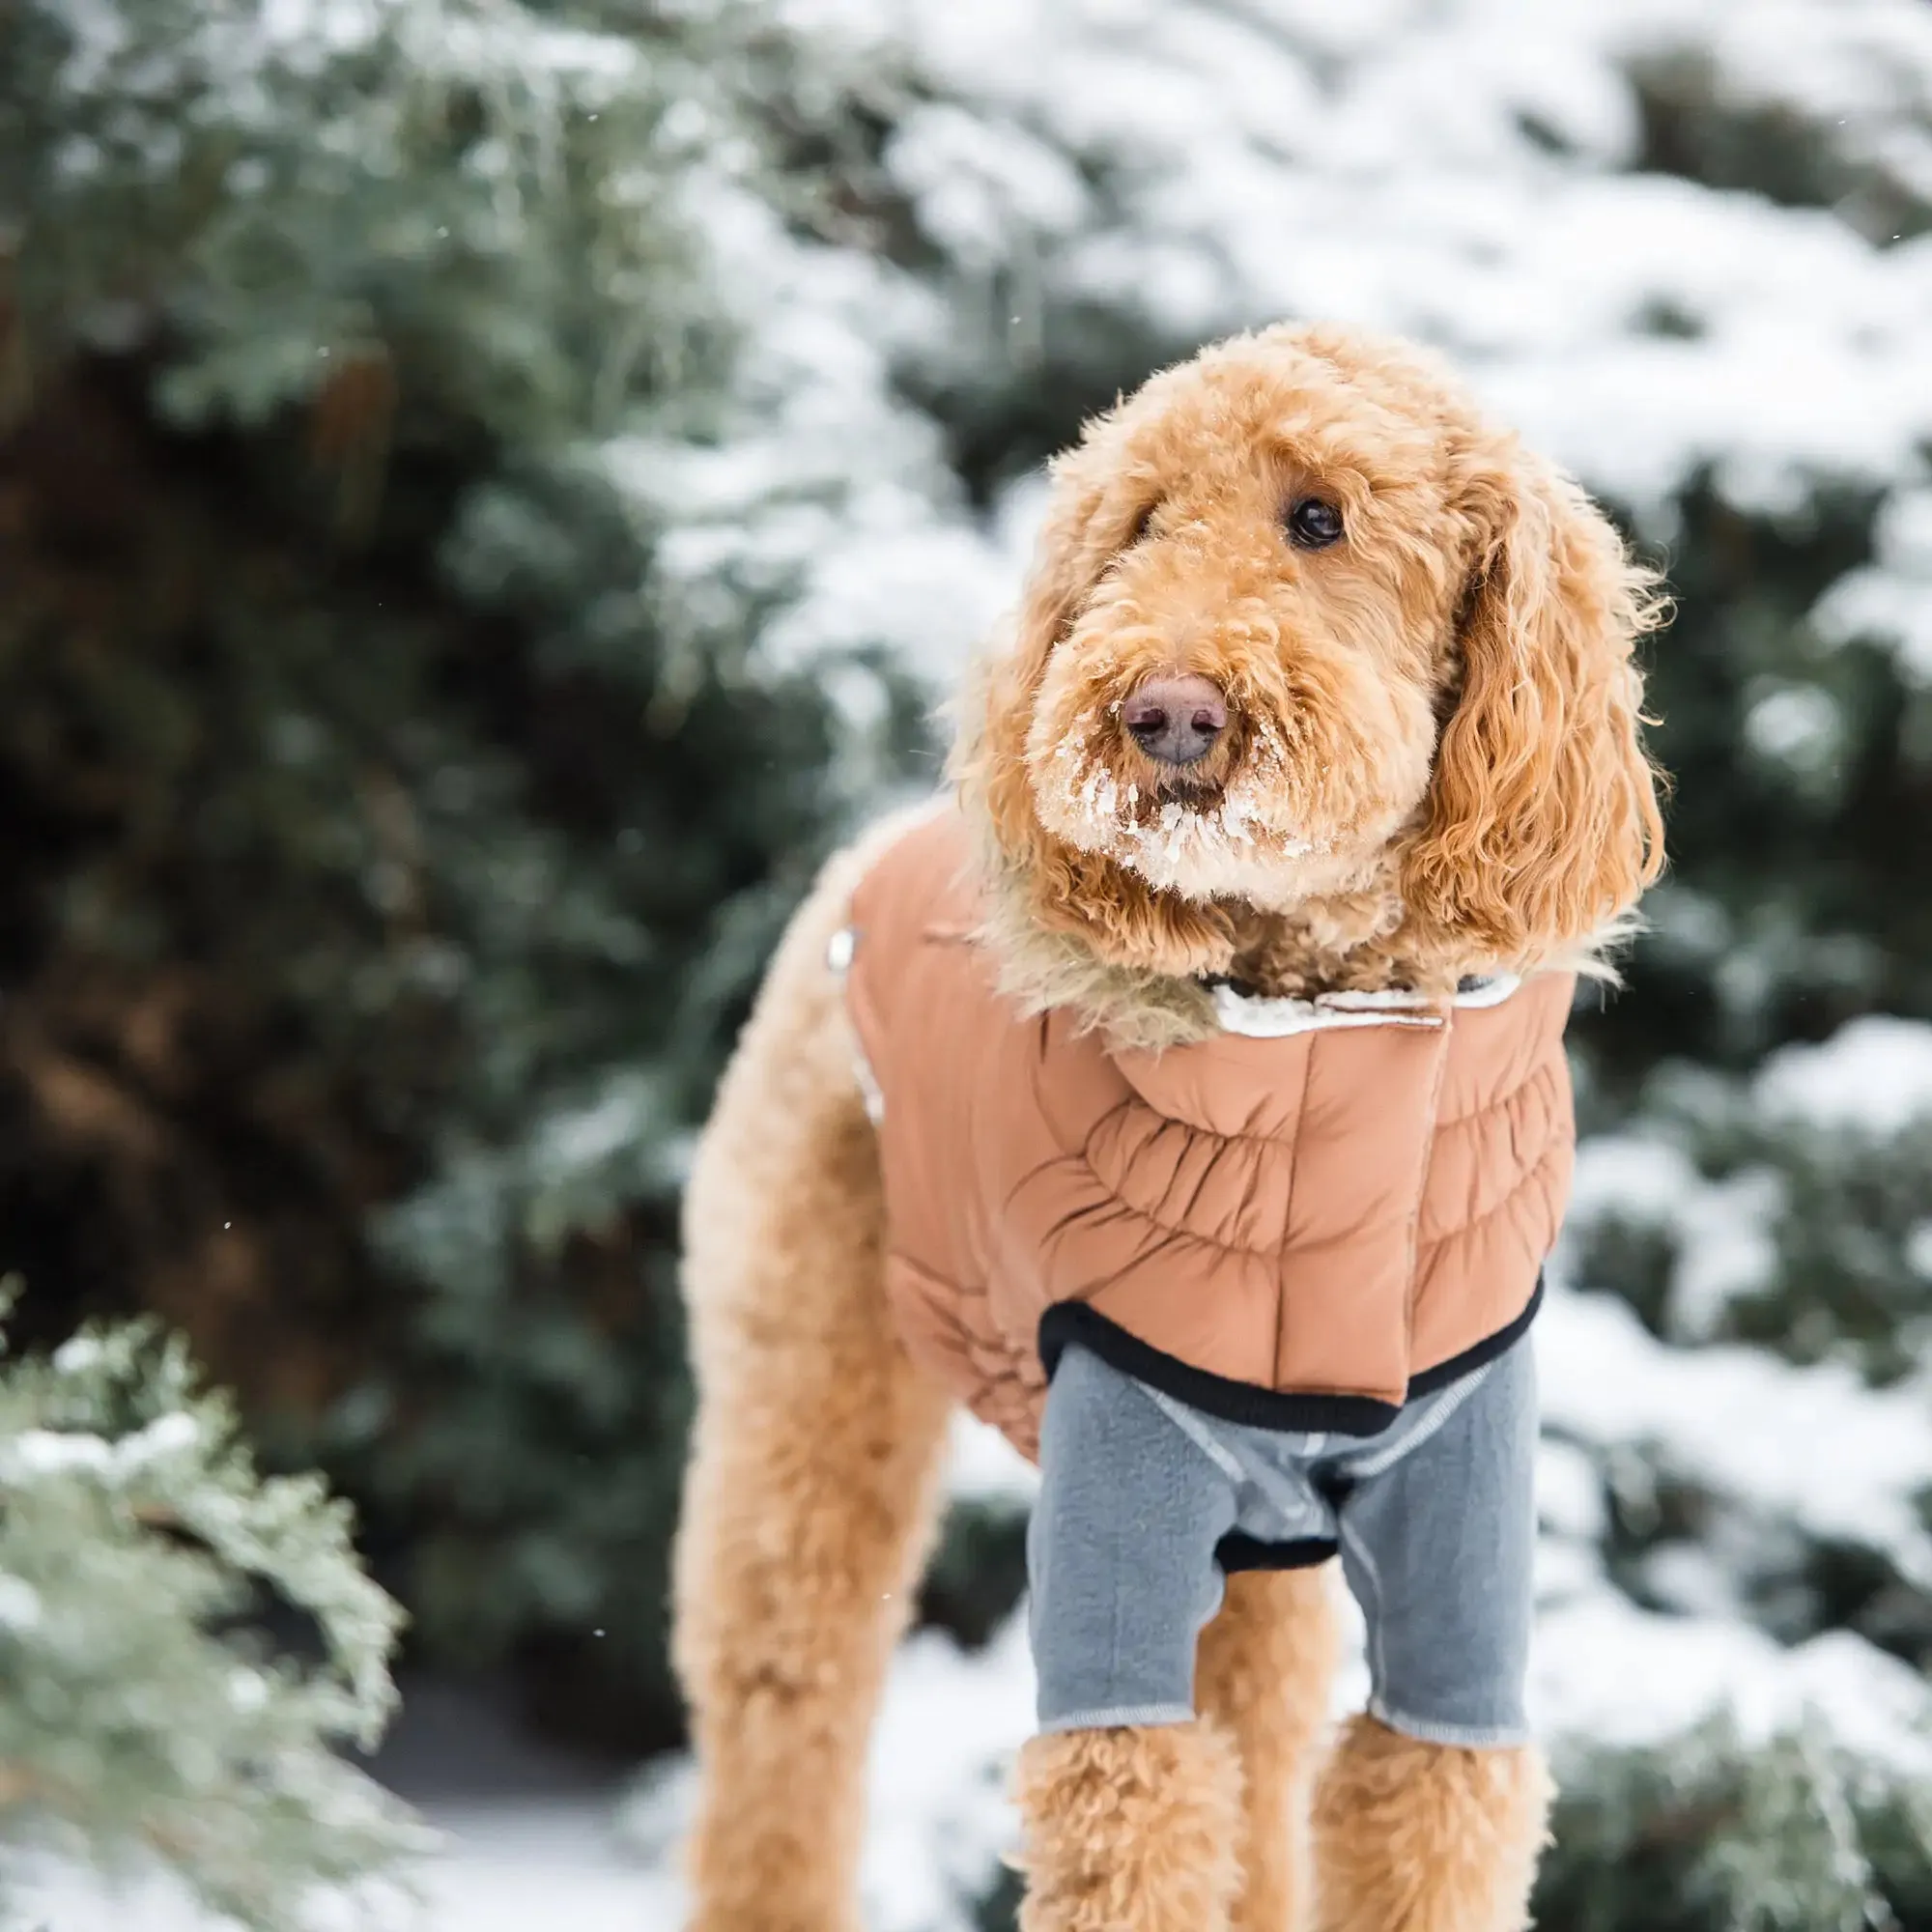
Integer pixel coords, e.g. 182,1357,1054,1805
1272,1039,1317,1385
1433,1057,1561,1128
1414,1138,1569,1255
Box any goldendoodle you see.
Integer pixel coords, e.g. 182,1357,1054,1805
671,321,1665,1932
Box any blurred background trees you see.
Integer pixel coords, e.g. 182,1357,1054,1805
2,0,949,1757
5,0,1932,1925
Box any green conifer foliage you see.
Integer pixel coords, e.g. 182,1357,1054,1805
0,0,929,1748
0,1287,425,1927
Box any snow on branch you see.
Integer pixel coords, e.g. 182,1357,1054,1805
0,1286,430,1931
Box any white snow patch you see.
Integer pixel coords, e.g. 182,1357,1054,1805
1816,485,1932,685
0,1574,44,1633
0,1411,200,1484
1564,1137,1782,1337
1568,1133,1700,1225
1536,1436,1608,1547
1667,1168,1784,1339
0,1429,116,1479
1536,1598,1932,1778
860,1620,1036,1931
1906,1219,1932,1279
1742,683,1845,778
50,1335,105,1376
117,1410,203,1468
1540,1281,1932,1586
947,1409,1039,1507
13,1800,674,1932
1755,1014,1932,1137
765,0,1932,546
606,180,1010,687
536,1088,653,1173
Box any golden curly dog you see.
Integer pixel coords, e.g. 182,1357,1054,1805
672,323,1666,1932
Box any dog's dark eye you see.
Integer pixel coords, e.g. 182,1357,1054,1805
1125,502,1158,547
1285,498,1345,550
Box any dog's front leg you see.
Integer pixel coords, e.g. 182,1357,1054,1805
1013,1719,1245,1932
1311,1717,1551,1932
1309,1338,1550,1931
1010,1343,1249,1932
1010,1566,1339,1932
671,883,954,1932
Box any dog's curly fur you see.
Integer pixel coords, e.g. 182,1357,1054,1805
956,321,1664,1047
1312,1717,1555,1932
673,322,1664,1932
1011,1719,1247,1932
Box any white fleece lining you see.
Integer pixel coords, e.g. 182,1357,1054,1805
1209,972,1524,1038
1209,985,1444,1038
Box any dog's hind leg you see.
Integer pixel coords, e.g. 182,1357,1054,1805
672,867,954,1932
1196,1566,1343,1931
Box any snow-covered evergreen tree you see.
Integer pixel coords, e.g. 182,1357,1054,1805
0,0,989,1748
0,1287,426,1927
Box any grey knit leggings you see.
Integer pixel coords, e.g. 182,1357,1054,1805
1027,1336,1538,1748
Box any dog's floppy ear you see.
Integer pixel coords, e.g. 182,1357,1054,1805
1406,441,1666,965
1008,439,1122,682
957,436,1120,855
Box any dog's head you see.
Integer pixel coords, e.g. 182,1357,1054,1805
956,324,1665,988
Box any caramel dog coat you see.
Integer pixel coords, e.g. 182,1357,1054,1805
836,810,1575,1462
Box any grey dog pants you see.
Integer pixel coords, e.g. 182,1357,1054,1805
1027,1337,1538,1748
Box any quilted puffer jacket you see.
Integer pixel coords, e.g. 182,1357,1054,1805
836,810,1575,1461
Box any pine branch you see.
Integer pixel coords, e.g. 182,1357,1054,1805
0,1286,430,1928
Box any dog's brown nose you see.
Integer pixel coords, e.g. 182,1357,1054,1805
1122,674,1228,767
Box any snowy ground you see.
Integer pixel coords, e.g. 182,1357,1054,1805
19,1264,1932,1932
12,1801,679,1932
7,1668,674,1931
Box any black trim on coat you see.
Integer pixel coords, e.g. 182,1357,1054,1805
1213,1533,1338,1574
1036,1275,1544,1439
1406,1277,1545,1397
